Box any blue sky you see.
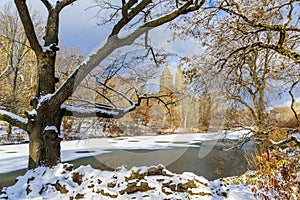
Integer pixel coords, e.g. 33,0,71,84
0,0,108,54
0,0,201,56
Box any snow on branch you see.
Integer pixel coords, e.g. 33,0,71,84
61,104,125,118
61,90,181,119
0,109,28,130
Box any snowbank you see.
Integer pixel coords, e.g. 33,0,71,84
0,163,255,200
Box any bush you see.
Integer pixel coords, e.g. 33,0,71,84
244,149,300,199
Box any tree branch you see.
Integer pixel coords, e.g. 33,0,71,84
0,109,28,131
254,42,300,62
98,81,135,106
219,42,300,67
14,0,42,55
219,6,300,32
77,85,117,108
51,1,203,109
40,0,53,11
269,135,300,146
110,0,151,37
61,104,126,118
289,77,300,127
56,0,77,12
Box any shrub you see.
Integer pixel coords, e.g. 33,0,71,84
244,149,300,200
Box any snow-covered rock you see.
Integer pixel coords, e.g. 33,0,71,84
0,163,255,200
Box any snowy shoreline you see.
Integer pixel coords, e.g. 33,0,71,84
0,131,252,174
0,163,256,200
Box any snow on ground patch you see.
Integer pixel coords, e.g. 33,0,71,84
0,163,255,200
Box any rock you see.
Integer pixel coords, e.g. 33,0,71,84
27,176,34,184
162,169,173,177
147,165,164,176
107,181,116,188
98,189,118,198
71,172,83,185
87,184,94,188
75,193,85,199
62,164,73,172
52,180,68,194
26,185,32,195
123,181,154,194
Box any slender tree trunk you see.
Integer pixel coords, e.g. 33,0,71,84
289,79,300,129
257,90,266,131
6,67,18,141
6,123,12,140
75,120,83,133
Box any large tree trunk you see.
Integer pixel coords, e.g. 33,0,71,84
27,106,63,169
27,50,60,169
28,129,62,169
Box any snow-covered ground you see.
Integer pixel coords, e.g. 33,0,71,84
3,130,298,199
0,131,252,173
0,163,256,200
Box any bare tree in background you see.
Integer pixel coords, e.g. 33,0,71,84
174,0,300,131
0,3,43,139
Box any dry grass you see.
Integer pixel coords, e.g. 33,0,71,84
242,145,266,170
267,128,291,142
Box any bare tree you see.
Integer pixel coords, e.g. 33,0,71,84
0,0,204,169
174,0,300,131
0,3,42,139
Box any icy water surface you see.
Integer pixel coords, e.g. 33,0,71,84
0,139,251,190
70,139,249,180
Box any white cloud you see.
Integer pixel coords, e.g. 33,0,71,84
148,28,203,57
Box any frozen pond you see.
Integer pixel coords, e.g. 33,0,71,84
69,139,250,180
0,131,253,189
